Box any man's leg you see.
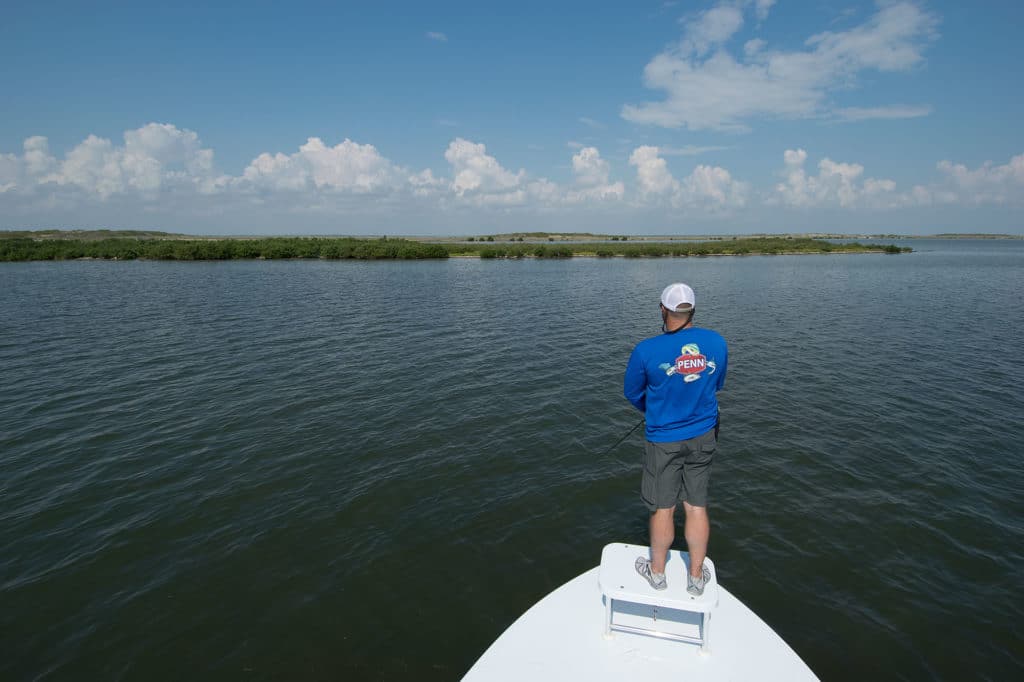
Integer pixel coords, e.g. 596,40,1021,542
650,506,675,574
682,501,709,577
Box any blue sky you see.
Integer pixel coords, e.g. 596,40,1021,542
2,0,1022,235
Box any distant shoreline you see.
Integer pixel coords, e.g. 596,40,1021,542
412,232,1021,242
0,233,911,262
0,229,1019,242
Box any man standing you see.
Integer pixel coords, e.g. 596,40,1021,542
624,283,728,595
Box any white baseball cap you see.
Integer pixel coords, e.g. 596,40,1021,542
660,282,695,312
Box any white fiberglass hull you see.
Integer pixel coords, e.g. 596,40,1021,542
464,565,817,681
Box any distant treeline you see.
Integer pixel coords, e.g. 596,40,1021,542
0,236,908,262
0,229,182,240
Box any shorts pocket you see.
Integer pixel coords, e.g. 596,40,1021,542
698,429,717,456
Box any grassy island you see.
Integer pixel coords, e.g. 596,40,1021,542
0,231,910,262
0,236,449,261
450,237,908,258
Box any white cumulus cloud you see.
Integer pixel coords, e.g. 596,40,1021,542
23,136,57,177
623,1,938,131
774,148,904,208
679,164,748,208
773,148,1024,209
567,147,624,202
5,121,1022,230
0,156,20,193
1,136,58,193
296,137,396,192
241,137,402,194
28,123,224,199
409,168,443,197
444,137,525,201
630,146,680,197
936,154,1024,205
242,151,309,192
572,147,612,187
629,145,746,209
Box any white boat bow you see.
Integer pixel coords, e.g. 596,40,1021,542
464,543,818,681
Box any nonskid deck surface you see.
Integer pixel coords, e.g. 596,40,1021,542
464,560,818,681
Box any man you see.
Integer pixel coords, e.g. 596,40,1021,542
623,282,728,595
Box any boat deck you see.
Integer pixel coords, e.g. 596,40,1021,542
464,547,818,681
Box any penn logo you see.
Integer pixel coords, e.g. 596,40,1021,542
659,343,712,382
675,354,707,374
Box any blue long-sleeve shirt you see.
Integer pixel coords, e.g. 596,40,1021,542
624,327,728,442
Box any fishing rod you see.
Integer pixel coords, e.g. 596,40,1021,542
598,418,645,461
598,412,720,463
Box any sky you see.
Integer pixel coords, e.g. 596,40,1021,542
1,0,1022,235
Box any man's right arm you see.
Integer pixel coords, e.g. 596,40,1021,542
623,346,647,413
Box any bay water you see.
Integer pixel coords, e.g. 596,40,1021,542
2,240,1022,680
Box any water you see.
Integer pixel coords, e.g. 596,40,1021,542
2,240,1022,681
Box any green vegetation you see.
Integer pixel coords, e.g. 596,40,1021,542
446,237,910,258
0,237,449,262
0,231,911,262
476,244,575,259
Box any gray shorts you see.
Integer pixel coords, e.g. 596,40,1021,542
641,430,716,511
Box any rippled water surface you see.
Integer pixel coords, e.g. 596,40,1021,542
2,240,1023,681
